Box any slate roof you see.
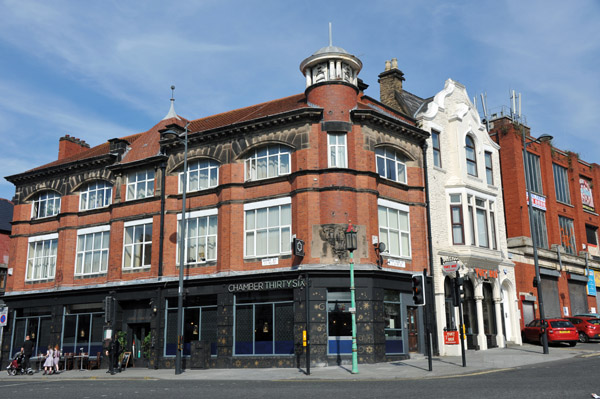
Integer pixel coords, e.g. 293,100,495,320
0,199,14,233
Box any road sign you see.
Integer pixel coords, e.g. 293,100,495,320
0,307,8,327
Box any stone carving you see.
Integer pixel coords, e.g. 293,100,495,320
319,224,348,260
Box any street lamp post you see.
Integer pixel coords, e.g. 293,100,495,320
522,127,553,355
161,122,190,374
345,223,358,374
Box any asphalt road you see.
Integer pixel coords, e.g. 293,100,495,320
1,355,598,399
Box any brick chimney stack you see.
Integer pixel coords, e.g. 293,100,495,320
58,134,90,160
378,58,405,110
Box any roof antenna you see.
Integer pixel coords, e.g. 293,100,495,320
163,84,180,120
329,22,333,46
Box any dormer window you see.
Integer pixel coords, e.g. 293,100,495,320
32,191,61,219
80,181,113,211
245,145,291,182
179,159,219,193
465,136,477,176
376,147,407,184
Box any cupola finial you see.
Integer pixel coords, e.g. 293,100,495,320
163,85,181,120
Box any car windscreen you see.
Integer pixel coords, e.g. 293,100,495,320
550,320,573,328
588,319,600,325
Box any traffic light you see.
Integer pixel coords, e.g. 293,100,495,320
411,274,425,305
453,276,464,307
104,296,115,324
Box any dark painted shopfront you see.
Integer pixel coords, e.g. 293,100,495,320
1,269,425,369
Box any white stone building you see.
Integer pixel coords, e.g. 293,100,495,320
416,79,522,355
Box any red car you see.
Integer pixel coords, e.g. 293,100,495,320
522,318,578,346
565,316,600,343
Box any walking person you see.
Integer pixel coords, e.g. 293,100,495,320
105,337,115,375
20,335,33,374
53,344,61,374
43,345,54,375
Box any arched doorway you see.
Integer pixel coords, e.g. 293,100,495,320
501,282,513,343
482,282,497,348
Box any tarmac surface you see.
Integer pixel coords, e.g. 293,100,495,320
2,343,599,381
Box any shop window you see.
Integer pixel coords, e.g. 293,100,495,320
432,130,441,168
558,216,576,255
61,312,104,355
32,191,61,219
244,198,291,258
233,292,294,356
80,181,112,211
328,133,347,168
245,145,290,182
126,169,155,200
378,199,411,258
75,226,110,276
10,315,52,358
384,290,403,354
164,298,218,357
180,159,219,192
553,163,571,205
26,234,58,281
465,135,477,176
123,219,153,270
328,290,352,355
177,209,218,264
376,147,407,184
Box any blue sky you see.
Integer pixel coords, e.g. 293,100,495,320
1,0,599,201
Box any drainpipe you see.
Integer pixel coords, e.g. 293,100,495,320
422,140,437,361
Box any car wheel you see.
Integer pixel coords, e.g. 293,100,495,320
579,332,589,343
569,341,577,347
521,332,527,343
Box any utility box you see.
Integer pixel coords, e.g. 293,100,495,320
190,341,210,369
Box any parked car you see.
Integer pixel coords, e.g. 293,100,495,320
565,316,600,343
522,318,578,346
574,313,600,318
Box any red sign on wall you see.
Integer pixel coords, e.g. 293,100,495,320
444,330,459,345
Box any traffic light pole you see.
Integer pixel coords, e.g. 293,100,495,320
455,271,466,367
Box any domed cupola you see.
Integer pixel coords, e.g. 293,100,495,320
300,26,362,122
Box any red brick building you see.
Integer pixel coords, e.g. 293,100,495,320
2,44,431,369
489,115,600,329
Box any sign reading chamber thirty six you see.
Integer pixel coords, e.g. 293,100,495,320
228,278,306,293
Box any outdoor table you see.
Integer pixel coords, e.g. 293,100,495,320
73,354,88,371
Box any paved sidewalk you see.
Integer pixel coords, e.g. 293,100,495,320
2,343,598,381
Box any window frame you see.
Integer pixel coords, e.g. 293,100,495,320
122,218,153,270
530,207,549,249
26,233,58,281
432,130,441,168
244,145,291,182
465,135,477,176
378,198,411,259
244,198,292,258
327,133,347,168
484,151,493,185
75,225,110,276
558,215,576,255
31,191,61,219
553,163,571,205
179,159,220,193
475,198,489,248
525,151,543,195
376,147,407,184
126,169,155,201
177,209,218,265
79,181,113,211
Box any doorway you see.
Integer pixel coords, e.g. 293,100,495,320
407,306,419,352
128,323,150,366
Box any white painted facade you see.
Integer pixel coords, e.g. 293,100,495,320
416,79,522,355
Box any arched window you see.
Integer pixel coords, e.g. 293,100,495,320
245,145,291,181
376,147,407,184
32,191,61,219
179,159,219,193
465,136,477,176
80,181,112,211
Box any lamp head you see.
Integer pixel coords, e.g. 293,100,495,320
538,134,553,143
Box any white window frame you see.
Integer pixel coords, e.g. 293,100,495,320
449,190,498,250
244,145,291,182
432,130,442,168
376,147,407,184
32,191,61,219
123,218,153,270
484,151,494,185
465,135,477,176
75,225,110,276
26,233,58,281
179,159,219,193
177,209,218,265
475,198,489,248
328,133,347,168
244,197,292,258
378,198,411,259
126,169,155,200
80,181,113,211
